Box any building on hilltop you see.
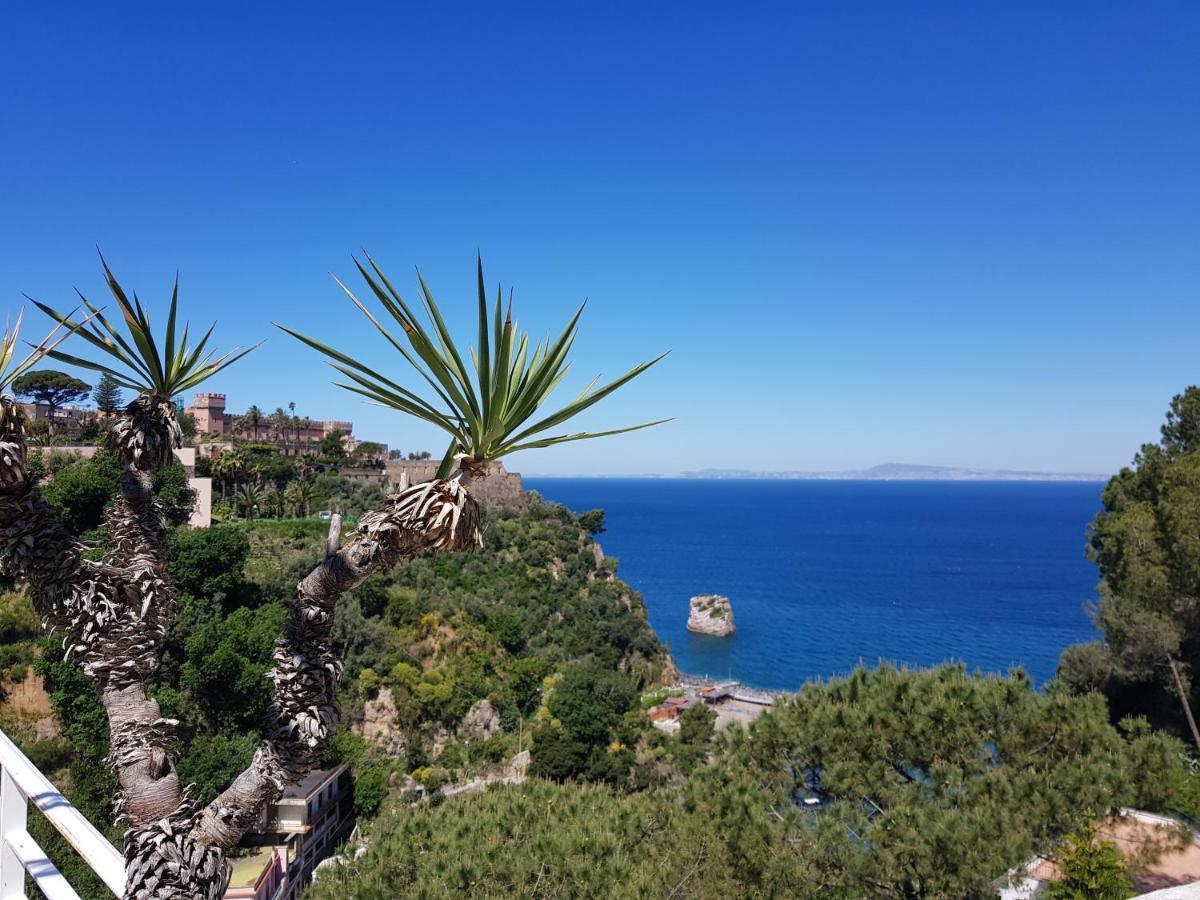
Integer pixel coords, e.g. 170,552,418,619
18,401,90,428
186,392,386,462
188,392,229,435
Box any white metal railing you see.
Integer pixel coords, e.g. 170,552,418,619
0,727,124,899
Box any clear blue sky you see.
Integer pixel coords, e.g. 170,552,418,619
2,2,1196,475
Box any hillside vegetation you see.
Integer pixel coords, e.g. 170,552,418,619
0,453,670,897
7,389,1200,898
308,665,1191,900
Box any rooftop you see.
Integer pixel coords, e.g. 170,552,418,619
227,846,275,888
280,763,347,801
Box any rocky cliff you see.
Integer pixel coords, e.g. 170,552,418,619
385,459,527,511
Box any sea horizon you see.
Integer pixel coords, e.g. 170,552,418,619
526,473,1111,482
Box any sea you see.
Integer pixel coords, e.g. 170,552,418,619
523,478,1104,691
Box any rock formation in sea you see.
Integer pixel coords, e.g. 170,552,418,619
688,594,735,636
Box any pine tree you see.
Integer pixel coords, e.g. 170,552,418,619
1058,386,1200,750
1046,821,1134,900
92,371,123,417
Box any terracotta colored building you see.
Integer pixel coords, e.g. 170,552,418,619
186,393,371,458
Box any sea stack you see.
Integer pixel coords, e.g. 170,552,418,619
688,594,735,636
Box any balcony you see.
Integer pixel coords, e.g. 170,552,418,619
0,726,124,898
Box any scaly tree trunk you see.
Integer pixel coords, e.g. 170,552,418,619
191,476,480,850
0,395,482,898
1166,653,1200,753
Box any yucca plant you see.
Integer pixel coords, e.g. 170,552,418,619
0,307,97,487
279,254,668,481
0,308,90,440
0,260,263,897
33,256,259,468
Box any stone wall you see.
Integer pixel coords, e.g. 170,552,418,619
385,459,527,512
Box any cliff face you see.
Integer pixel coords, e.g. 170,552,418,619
358,695,501,758
687,594,735,636
360,687,406,756
385,459,527,512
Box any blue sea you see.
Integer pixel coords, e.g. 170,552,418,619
524,478,1103,690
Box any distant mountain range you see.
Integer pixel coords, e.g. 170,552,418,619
680,463,1109,482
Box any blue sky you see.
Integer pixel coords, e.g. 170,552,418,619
1,2,1196,475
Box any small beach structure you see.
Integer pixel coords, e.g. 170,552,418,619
699,682,737,704
647,693,703,727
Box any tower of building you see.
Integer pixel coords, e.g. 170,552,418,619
190,393,228,435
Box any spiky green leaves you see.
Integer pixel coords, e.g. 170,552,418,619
31,256,259,400
0,307,91,393
0,307,96,445
279,255,668,478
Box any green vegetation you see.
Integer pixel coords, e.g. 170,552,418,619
0,590,38,692
310,664,1191,899
1045,821,1134,900
1058,386,1200,751
577,508,606,534
38,448,194,534
91,371,123,416
205,439,392,519
234,492,666,777
304,779,708,900
12,369,90,424
320,428,348,458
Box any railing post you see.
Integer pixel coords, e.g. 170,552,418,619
0,766,28,899
0,728,124,897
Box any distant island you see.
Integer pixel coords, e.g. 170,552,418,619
680,463,1109,482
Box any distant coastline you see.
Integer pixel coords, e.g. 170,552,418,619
526,463,1110,482
681,463,1109,482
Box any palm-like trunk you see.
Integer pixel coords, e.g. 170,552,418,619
0,394,482,898
1166,653,1200,752
191,477,480,849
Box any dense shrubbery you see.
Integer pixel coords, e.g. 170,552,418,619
1045,821,1134,900
0,590,38,687
310,664,1195,899
179,495,665,790
304,779,708,900
37,449,194,534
